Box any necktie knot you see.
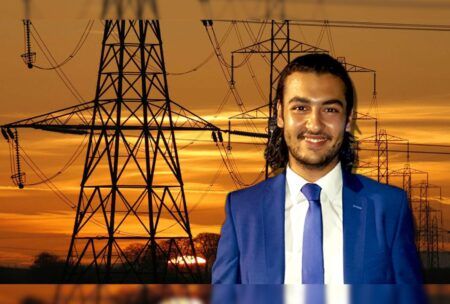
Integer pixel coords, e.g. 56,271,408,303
301,183,322,202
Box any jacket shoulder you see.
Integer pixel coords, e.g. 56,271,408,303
227,172,283,208
351,173,407,204
354,173,404,193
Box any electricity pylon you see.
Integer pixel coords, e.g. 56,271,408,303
2,20,220,283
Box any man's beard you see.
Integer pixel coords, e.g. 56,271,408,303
286,131,343,170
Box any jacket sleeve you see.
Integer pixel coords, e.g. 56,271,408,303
391,191,424,283
211,193,241,283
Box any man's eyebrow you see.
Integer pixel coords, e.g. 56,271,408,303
322,99,345,108
287,96,311,104
288,96,344,108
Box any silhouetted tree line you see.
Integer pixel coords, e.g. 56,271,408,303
30,251,65,283
121,232,220,282
0,232,220,283
2,232,450,283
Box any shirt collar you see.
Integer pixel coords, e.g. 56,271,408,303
286,161,343,204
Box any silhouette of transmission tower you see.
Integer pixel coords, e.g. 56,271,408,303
1,20,220,283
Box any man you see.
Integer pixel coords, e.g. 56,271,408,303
212,53,423,284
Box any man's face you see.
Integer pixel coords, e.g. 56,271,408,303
277,71,352,169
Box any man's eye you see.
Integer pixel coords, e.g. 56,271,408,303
294,106,306,111
325,108,339,113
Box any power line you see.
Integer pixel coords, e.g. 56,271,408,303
19,146,76,209
215,19,450,32
32,20,94,70
391,142,450,148
29,23,87,108
24,134,89,186
166,21,234,76
233,21,268,102
203,21,267,142
175,136,450,153
157,162,226,233
359,148,450,155
298,19,450,31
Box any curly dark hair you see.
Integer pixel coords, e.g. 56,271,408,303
264,53,357,173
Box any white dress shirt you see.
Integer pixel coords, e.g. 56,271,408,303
284,161,344,284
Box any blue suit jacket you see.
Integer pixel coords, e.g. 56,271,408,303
212,168,424,284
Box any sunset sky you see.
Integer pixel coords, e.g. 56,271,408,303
1,1,450,266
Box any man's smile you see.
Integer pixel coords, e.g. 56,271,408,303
303,136,328,143
299,134,330,148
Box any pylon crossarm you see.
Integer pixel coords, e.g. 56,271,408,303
225,129,268,139
338,59,375,73
228,103,269,120
3,124,223,133
233,39,328,55
231,38,271,53
385,134,409,142
390,167,427,175
1,99,220,134
288,39,328,54
1,100,96,130
169,99,219,130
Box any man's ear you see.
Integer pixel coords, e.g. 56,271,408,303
276,100,284,128
345,109,354,132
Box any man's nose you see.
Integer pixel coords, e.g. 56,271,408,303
305,109,324,133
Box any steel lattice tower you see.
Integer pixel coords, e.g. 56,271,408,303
376,129,389,184
1,18,238,283
61,20,202,283
2,0,217,282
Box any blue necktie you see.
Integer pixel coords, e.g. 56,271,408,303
301,183,324,284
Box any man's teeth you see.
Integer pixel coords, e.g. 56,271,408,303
304,137,326,143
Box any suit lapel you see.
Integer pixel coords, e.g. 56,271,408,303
342,169,367,283
262,171,286,283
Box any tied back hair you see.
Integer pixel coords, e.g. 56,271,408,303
264,53,358,173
